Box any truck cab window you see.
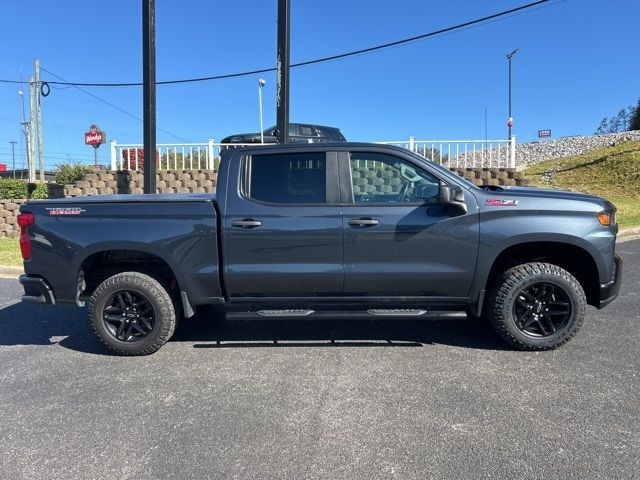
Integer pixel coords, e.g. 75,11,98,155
349,152,439,203
246,152,326,203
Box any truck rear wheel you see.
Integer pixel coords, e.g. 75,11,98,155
488,262,586,350
89,272,177,355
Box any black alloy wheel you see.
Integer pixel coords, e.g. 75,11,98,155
512,282,572,337
488,262,587,350
103,290,156,342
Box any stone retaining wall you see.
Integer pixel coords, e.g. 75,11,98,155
62,168,526,197
0,199,26,237
451,167,529,187
64,170,218,196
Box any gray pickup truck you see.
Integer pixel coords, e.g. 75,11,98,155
18,143,622,355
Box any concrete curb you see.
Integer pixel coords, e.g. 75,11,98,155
617,227,640,239
0,265,23,278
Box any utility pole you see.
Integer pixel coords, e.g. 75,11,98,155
276,0,290,144
506,48,519,140
142,0,157,194
28,75,36,183
18,76,28,178
34,59,44,181
20,122,31,180
9,141,17,178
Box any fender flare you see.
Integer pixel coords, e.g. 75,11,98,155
72,240,187,297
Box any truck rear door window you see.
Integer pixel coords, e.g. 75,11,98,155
246,152,326,203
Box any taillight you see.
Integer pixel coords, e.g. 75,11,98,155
17,212,34,260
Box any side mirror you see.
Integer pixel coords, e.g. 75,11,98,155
438,184,467,215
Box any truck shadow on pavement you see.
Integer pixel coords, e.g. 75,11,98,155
173,307,508,351
0,302,507,355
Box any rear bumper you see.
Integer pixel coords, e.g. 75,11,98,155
599,254,622,309
19,274,56,305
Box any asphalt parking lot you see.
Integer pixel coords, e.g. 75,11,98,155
1,239,638,480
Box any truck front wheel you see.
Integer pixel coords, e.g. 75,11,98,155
89,272,177,355
488,262,586,350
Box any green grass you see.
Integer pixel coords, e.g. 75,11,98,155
525,139,640,228
0,238,22,267
607,196,640,229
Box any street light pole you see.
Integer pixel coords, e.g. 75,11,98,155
9,141,17,179
258,79,266,144
506,48,519,140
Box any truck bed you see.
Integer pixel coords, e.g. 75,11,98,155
21,194,222,308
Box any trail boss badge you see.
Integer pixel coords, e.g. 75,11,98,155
46,207,86,215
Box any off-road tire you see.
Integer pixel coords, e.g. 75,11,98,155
89,272,177,355
488,262,586,350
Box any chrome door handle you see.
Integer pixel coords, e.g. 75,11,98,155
231,219,262,228
348,218,380,227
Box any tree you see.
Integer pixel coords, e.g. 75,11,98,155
615,109,628,132
626,105,635,129
121,148,160,170
630,98,640,131
595,117,609,135
608,114,620,133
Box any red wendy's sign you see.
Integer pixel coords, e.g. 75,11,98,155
84,124,106,146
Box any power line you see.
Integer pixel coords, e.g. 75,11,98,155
40,67,191,143
0,0,555,88
0,145,95,158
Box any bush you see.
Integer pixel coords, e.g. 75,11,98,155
0,179,28,199
122,148,160,170
55,163,94,185
30,183,49,199
0,180,49,199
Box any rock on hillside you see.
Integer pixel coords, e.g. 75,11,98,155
515,130,640,167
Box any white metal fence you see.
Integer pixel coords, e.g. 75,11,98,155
376,136,516,168
110,136,516,171
110,140,276,171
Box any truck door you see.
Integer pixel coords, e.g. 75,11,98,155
339,149,479,300
222,150,343,299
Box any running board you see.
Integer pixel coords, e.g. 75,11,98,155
227,310,465,320
257,309,315,317
367,309,427,316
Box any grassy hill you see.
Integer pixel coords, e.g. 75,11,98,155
526,139,640,228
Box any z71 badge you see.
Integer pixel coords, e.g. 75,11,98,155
485,199,518,207
46,207,86,215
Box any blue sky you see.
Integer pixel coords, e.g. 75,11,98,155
1,0,638,169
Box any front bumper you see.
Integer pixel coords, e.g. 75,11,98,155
599,254,622,308
19,274,56,305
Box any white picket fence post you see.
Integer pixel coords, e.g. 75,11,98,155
509,135,516,168
110,140,117,170
208,139,215,170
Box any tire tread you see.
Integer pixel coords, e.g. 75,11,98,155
88,272,176,355
488,262,586,350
